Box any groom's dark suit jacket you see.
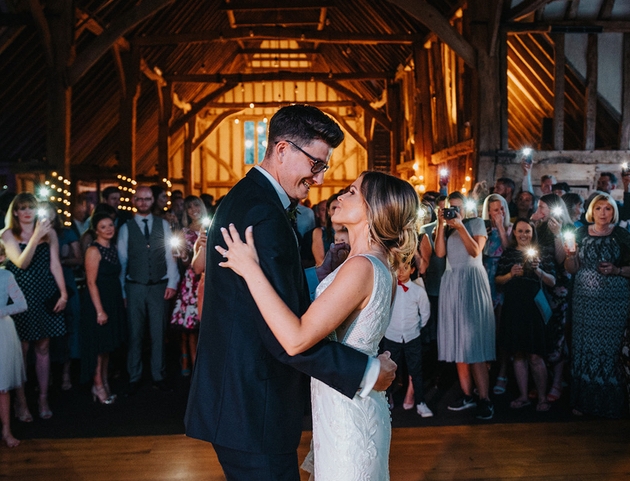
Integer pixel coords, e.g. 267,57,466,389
185,168,368,455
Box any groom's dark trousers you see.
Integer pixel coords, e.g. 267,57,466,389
184,168,370,480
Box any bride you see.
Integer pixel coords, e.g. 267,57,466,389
217,171,419,480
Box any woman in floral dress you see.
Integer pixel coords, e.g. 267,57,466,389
170,196,207,376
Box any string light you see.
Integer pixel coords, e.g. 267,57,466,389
38,171,72,226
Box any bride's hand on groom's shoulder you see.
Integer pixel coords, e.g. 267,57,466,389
373,351,397,391
216,224,259,277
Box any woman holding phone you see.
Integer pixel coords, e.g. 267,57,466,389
170,195,207,375
1,193,67,420
565,193,630,417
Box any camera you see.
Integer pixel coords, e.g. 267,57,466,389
443,207,459,219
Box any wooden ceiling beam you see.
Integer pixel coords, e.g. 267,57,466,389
385,0,476,68
68,0,175,86
75,8,130,50
135,28,417,46
239,48,318,55
504,21,630,33
166,72,394,83
169,82,238,136
26,0,53,68
201,101,356,109
220,0,334,11
598,0,615,21
323,80,391,130
234,21,321,28
506,0,554,22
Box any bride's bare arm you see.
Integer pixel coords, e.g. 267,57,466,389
217,224,373,355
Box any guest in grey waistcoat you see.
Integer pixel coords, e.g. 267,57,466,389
117,186,180,393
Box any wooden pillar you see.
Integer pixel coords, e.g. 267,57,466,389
157,83,173,181
199,145,207,194
468,0,500,185
553,33,565,151
413,42,434,176
119,47,141,179
387,81,402,174
364,113,375,171
621,33,630,149
46,0,74,179
499,30,509,151
585,33,598,151
183,118,195,196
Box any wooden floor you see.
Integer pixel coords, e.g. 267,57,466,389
2,421,630,480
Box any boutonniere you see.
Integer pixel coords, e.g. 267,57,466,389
286,205,298,223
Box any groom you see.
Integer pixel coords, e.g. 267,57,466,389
185,104,396,481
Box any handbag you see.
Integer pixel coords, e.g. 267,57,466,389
534,280,552,325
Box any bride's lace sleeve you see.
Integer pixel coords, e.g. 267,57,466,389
0,271,28,317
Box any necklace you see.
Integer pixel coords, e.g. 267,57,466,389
590,224,612,235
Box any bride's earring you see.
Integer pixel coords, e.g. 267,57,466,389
366,223,373,248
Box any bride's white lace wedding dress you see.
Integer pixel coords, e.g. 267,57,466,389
302,254,393,480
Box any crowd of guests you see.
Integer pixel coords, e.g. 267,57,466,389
1,164,630,447
0,186,215,447
410,167,630,421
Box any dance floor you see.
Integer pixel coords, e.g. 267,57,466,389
2,420,630,480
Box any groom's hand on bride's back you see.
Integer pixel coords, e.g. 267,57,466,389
315,242,351,282
373,351,397,391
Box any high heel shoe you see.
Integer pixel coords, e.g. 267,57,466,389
38,395,53,419
13,403,33,423
92,385,115,405
103,381,117,401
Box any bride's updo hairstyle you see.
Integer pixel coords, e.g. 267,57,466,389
359,171,420,271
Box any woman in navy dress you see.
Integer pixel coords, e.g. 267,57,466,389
1,193,67,421
81,212,126,403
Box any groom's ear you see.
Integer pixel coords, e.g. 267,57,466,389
275,141,289,163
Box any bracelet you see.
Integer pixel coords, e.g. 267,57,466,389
97,312,105,316
60,297,68,302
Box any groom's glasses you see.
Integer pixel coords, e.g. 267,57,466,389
282,140,330,175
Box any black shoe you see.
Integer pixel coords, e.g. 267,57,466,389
475,398,494,420
152,380,173,392
125,381,139,397
447,395,476,411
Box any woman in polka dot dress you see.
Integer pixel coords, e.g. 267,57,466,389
1,193,68,421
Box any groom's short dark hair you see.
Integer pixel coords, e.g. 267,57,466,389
265,104,344,156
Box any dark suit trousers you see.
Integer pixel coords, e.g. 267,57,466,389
382,336,426,404
213,444,300,481
125,281,168,383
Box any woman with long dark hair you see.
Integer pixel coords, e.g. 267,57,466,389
531,193,574,403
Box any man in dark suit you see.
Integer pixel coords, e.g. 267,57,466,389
185,105,396,481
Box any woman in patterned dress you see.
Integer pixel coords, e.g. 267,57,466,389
39,201,82,391
1,193,68,421
565,194,630,418
170,196,207,375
